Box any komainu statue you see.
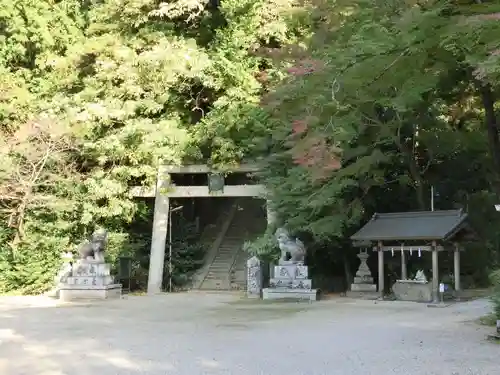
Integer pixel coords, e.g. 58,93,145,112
275,227,306,265
77,228,108,261
413,269,428,283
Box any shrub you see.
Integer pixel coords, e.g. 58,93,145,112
242,228,279,263
490,269,500,319
163,217,206,291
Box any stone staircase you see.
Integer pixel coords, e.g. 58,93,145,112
199,198,266,291
192,200,236,289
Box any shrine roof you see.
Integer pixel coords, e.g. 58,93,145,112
350,209,469,243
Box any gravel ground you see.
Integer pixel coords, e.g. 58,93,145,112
0,293,497,375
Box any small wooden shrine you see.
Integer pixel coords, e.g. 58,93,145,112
350,209,474,302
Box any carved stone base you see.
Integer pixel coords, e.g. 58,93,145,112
59,284,122,302
269,278,312,289
264,263,317,301
274,265,308,279
58,259,121,301
350,283,377,292
262,288,318,301
353,276,374,284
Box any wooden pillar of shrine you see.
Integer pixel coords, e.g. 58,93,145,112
378,241,384,298
454,243,461,292
431,240,439,303
401,250,407,280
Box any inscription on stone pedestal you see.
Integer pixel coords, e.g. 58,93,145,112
246,256,262,298
295,266,308,279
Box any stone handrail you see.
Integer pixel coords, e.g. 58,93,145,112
227,244,242,288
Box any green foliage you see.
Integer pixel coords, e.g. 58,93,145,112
2,0,500,294
0,222,70,294
258,0,500,241
490,269,500,319
238,0,500,285
243,227,280,263
164,217,206,290
0,0,304,293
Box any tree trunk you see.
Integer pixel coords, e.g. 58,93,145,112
394,136,427,210
407,156,426,210
479,84,500,193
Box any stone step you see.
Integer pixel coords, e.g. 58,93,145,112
201,280,229,290
203,276,228,282
208,273,229,277
208,267,229,272
230,282,246,291
212,256,233,261
211,259,232,264
205,274,228,280
231,280,246,286
208,266,230,271
209,267,230,272
206,272,227,277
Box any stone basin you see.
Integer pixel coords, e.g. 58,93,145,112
392,279,433,303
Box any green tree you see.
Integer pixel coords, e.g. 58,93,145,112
0,0,311,293
247,0,500,286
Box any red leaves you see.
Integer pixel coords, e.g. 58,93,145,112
291,134,342,180
292,119,308,135
467,12,500,23
480,13,500,20
286,59,324,76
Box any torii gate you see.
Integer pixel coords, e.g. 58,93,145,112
130,164,274,294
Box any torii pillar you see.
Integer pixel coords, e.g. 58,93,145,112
147,169,169,295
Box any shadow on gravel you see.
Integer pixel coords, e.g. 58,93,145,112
205,297,319,327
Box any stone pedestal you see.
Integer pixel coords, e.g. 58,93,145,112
59,259,122,301
247,256,263,298
262,264,317,301
346,251,378,299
